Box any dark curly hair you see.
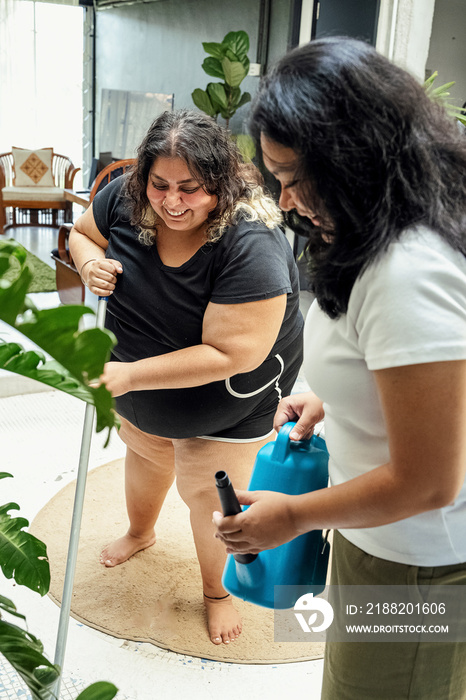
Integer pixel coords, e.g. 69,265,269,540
125,109,280,243
250,37,466,318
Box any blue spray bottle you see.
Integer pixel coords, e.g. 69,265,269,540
216,422,330,609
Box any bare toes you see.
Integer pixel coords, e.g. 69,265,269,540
204,593,242,646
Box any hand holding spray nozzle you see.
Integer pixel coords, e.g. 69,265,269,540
215,470,257,565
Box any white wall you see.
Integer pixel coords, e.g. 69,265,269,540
377,0,436,80
426,0,466,107
94,0,291,153
377,0,465,108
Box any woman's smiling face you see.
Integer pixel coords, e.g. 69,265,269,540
146,157,217,233
260,134,322,227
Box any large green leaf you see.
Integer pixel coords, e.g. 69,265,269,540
0,240,118,437
0,262,32,325
0,617,60,699
223,47,250,76
191,88,217,117
0,500,50,595
236,91,252,110
207,82,228,111
0,344,90,399
228,85,241,107
221,57,247,88
0,593,26,621
201,41,226,60
224,47,240,62
76,682,119,700
1,595,118,699
16,306,112,381
202,56,225,80
222,30,249,59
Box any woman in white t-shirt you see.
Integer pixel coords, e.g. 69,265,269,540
214,37,466,699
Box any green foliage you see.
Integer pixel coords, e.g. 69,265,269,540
0,502,50,594
192,29,255,160
76,683,119,700
0,599,61,699
0,473,55,697
424,71,466,127
0,241,120,698
0,239,118,439
0,480,118,699
1,592,118,699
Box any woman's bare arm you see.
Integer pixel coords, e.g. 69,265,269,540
99,294,288,395
214,359,466,553
69,205,122,295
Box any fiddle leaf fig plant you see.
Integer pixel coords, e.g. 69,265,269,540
193,30,251,127
192,30,256,160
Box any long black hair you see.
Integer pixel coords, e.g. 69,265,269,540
251,37,466,318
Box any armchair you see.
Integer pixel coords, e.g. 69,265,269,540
51,158,134,304
0,148,80,235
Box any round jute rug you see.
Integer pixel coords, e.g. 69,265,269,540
30,459,325,664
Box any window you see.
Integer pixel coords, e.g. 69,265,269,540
0,0,84,185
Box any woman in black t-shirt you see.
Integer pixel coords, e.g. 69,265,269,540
69,109,303,646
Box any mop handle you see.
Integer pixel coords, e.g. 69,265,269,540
53,296,108,697
215,470,257,565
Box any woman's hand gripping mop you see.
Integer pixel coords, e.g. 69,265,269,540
215,422,330,609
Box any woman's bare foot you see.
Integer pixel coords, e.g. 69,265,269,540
100,531,156,567
203,593,242,645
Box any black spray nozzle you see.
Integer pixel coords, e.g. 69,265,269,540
215,470,257,565
215,470,230,489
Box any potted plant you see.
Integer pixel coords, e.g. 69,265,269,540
424,71,466,126
192,30,256,160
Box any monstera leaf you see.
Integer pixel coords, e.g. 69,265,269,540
0,475,50,594
0,239,118,437
0,473,119,699
0,608,61,700
0,596,118,699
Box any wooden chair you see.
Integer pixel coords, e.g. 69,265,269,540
51,158,135,304
0,150,80,235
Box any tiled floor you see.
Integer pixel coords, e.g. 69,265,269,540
0,225,322,699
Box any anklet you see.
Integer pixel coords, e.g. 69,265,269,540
203,592,231,600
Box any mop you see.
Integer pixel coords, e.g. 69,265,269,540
52,296,108,699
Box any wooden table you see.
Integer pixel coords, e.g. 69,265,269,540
64,189,91,208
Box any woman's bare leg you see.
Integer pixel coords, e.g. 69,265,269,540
174,434,274,644
101,420,175,567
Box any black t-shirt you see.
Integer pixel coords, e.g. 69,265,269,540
91,176,303,438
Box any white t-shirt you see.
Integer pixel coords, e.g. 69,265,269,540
304,226,466,565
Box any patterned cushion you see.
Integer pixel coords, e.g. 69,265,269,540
12,147,55,187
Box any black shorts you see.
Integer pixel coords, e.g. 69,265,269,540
113,334,303,441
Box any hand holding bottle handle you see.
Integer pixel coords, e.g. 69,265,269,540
273,391,325,440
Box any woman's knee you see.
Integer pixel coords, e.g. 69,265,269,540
173,435,270,507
